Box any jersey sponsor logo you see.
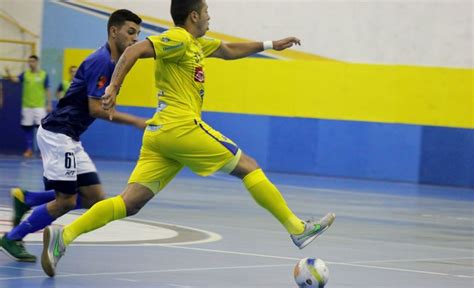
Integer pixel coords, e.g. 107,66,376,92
193,52,202,63
163,42,183,51
97,75,107,89
194,66,205,83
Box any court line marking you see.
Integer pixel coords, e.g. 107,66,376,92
1,247,472,281
3,251,464,275
0,265,74,274
0,265,73,280
0,207,223,246
177,222,474,253
351,256,474,264
156,245,474,279
0,263,294,280
114,278,141,282
0,205,471,252
168,284,194,288
333,262,473,279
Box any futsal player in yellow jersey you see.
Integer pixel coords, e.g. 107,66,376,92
41,0,335,277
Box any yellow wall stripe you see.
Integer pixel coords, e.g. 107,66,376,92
204,59,473,129
64,49,473,129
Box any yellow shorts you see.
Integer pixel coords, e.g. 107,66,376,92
128,119,240,193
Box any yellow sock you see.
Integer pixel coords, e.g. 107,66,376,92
62,195,127,246
243,169,304,235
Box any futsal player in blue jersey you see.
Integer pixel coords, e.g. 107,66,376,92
0,9,147,262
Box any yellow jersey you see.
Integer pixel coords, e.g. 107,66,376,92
146,27,221,129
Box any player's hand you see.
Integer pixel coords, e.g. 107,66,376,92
102,85,118,120
135,117,148,130
272,37,301,51
46,102,53,113
4,67,12,79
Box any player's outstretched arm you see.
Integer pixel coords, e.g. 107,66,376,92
102,40,155,118
3,67,20,83
210,37,301,60
89,97,147,130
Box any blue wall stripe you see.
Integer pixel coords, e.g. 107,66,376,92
419,127,474,187
78,106,474,188
0,81,24,153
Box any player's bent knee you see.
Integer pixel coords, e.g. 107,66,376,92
231,153,260,178
245,156,259,171
121,183,155,216
126,205,140,216
81,194,105,209
78,184,106,208
55,196,77,213
123,198,145,216
87,191,106,206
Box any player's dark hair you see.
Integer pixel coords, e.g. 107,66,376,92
171,0,203,26
107,9,142,35
28,55,39,61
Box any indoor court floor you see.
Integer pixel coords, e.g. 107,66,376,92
0,155,472,287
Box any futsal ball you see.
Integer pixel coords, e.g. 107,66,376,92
294,257,329,288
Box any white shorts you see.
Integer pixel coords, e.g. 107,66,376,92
37,126,97,181
21,107,47,126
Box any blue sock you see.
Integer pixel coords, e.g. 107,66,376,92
23,190,56,207
23,126,34,150
74,196,82,209
6,204,55,241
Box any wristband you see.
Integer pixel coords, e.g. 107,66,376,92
263,40,273,50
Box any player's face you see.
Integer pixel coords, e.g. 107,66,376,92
69,67,77,79
115,21,141,54
196,1,210,37
27,58,38,71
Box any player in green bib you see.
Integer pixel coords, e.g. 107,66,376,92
5,55,52,158
56,65,77,100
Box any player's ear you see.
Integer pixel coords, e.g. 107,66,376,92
190,10,199,23
109,26,118,38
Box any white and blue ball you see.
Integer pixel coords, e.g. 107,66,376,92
294,257,329,288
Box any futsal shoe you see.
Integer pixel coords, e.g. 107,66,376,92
291,213,336,249
41,226,66,277
0,235,37,262
11,188,31,227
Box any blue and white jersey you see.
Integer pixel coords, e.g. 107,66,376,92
41,43,115,140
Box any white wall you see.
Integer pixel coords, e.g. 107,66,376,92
88,0,473,68
0,0,44,74
0,0,472,70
